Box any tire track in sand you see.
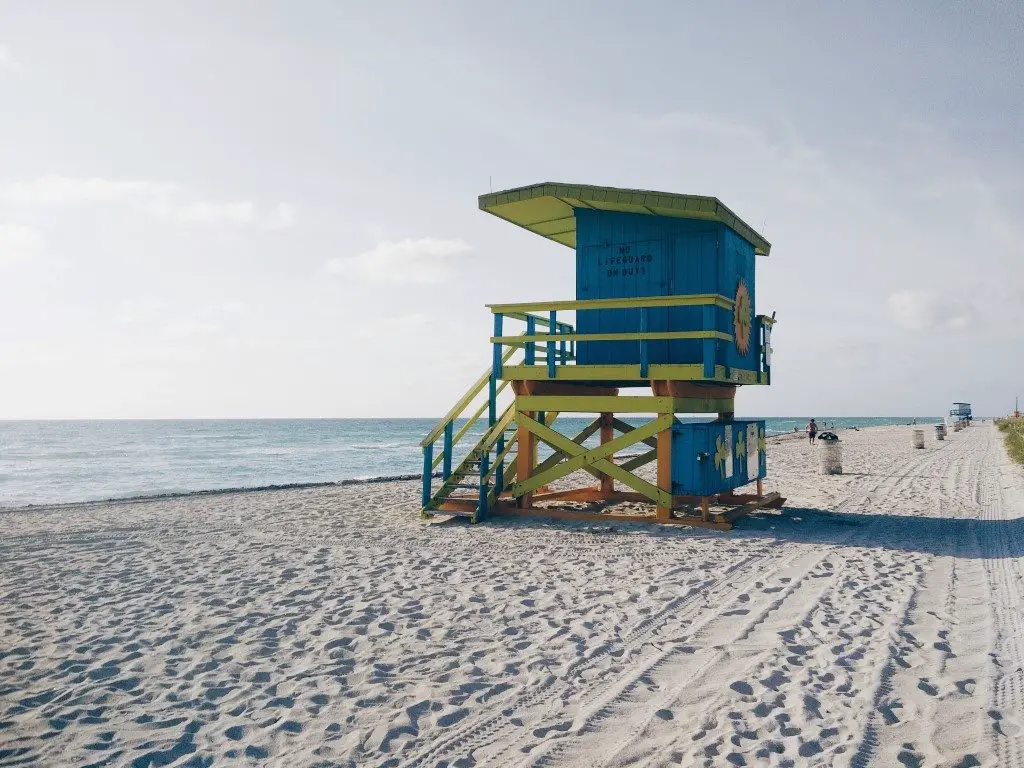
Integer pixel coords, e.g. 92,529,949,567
394,542,810,768
555,429,958,767
979,426,1024,767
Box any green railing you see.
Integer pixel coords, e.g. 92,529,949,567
488,293,740,381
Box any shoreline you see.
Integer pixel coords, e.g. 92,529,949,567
1,423,943,514
0,471,434,514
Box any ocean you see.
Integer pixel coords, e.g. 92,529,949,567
0,416,942,509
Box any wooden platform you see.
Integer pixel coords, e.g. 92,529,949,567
489,489,785,530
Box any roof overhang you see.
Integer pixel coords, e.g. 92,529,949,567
479,182,771,256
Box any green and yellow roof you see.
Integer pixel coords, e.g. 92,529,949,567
479,182,771,256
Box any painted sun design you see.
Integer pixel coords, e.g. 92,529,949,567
758,428,767,454
735,432,746,459
734,280,752,356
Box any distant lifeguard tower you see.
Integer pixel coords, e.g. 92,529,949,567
420,183,783,529
949,402,972,427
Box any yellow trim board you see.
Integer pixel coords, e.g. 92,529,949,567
516,395,733,414
500,363,763,384
493,330,731,344
488,293,733,313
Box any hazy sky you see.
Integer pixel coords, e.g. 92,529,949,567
1,2,1022,419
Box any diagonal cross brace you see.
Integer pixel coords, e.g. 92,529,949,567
619,448,658,472
528,417,605,483
611,418,659,449
511,413,674,505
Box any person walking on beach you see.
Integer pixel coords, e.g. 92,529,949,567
807,418,818,444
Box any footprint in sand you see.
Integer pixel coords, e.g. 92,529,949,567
528,720,573,742
954,678,976,696
897,741,924,768
989,709,1021,738
798,739,823,757
730,681,754,696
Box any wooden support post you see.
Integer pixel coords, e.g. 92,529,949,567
547,310,557,379
516,412,535,508
442,422,453,480
525,315,536,365
599,412,614,496
700,496,710,522
492,313,503,380
421,443,433,509
756,478,763,498
487,375,497,427
656,425,672,521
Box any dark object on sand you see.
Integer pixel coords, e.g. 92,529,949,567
817,431,839,442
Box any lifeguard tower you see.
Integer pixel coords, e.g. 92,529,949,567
949,402,972,428
419,183,783,529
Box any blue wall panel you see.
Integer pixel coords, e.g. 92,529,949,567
575,209,759,372
670,419,766,495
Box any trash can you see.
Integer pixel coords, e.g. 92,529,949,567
913,429,925,449
818,432,842,474
935,424,945,441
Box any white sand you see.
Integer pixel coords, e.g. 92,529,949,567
1,424,1022,767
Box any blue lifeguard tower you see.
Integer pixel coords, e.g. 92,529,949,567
420,183,783,529
949,402,972,425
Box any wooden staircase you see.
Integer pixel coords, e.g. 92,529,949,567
420,319,573,523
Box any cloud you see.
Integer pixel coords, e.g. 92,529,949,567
914,175,1023,252
0,176,295,228
0,45,20,73
887,290,977,331
114,298,167,324
639,111,760,140
325,238,473,283
266,203,298,230
0,176,175,205
172,201,256,225
0,223,42,269
113,298,246,334
161,321,223,338
352,313,431,340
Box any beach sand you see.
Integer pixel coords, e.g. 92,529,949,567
2,424,1023,767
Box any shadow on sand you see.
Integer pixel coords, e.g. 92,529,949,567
486,506,1024,559
732,506,1024,559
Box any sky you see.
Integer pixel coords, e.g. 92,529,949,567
0,1,1022,419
